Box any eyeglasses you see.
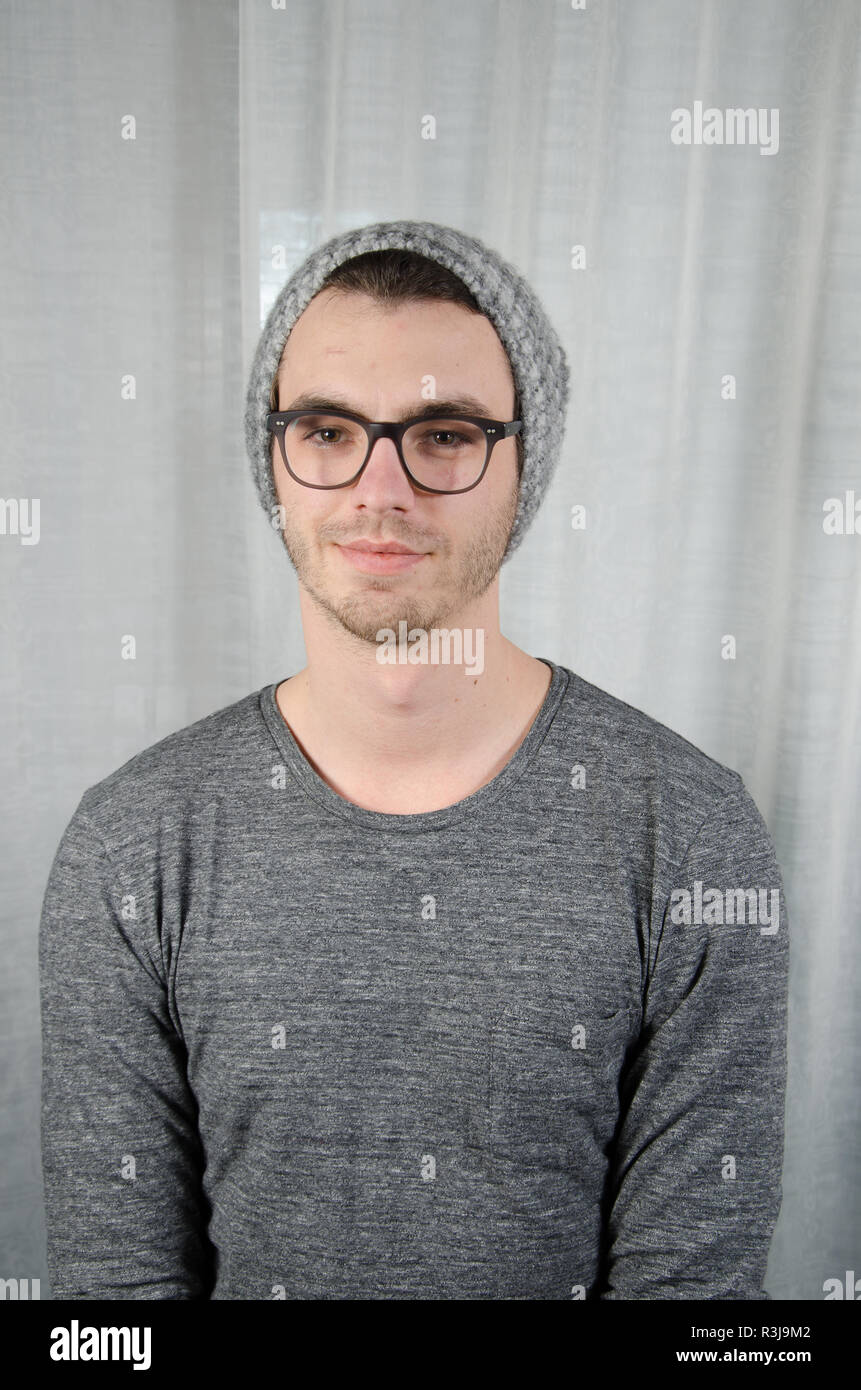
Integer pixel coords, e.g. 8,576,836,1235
266,409,523,495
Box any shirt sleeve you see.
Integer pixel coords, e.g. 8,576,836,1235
598,783,790,1299
38,801,214,1298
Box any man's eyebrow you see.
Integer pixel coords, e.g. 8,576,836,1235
282,391,496,421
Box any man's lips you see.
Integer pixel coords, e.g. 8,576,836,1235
335,540,429,574
340,539,424,554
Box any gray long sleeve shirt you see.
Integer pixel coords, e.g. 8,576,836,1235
38,658,789,1299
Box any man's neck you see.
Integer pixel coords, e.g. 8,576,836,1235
274,595,552,814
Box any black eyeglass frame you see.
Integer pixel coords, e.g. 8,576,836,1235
266,409,523,495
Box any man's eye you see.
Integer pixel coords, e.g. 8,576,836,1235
427,430,466,447
307,428,342,444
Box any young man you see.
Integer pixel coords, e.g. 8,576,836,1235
39,220,789,1300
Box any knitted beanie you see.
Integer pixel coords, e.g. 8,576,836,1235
244,219,569,560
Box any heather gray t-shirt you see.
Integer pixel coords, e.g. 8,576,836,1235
38,658,789,1300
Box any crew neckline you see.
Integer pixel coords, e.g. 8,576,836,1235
258,657,570,833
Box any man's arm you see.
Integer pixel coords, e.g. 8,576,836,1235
599,784,790,1298
38,800,213,1298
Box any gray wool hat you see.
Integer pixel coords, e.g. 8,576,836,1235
244,219,569,560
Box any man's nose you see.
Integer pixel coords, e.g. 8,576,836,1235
350,435,417,504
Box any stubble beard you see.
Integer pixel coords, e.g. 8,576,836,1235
278,480,519,645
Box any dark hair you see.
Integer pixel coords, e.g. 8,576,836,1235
268,248,524,477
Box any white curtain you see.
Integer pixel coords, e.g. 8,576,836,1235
3,0,859,1299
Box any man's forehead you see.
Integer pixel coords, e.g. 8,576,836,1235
277,289,516,405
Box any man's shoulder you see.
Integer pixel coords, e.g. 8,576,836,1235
550,664,778,878
74,686,271,837
554,664,745,801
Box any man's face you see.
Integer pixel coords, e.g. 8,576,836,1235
271,288,520,644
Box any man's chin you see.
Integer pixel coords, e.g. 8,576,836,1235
332,601,445,646
299,572,445,645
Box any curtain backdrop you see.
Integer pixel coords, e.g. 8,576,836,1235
2,0,859,1300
